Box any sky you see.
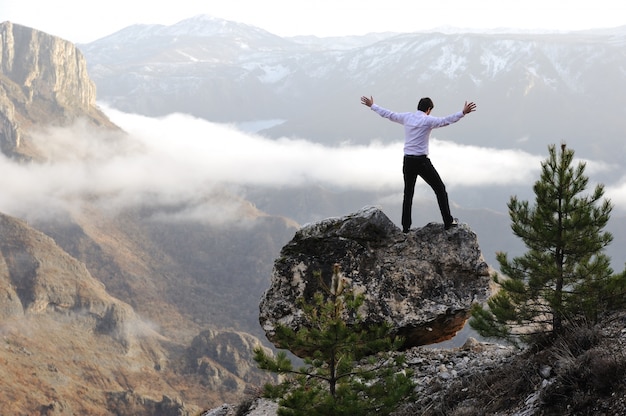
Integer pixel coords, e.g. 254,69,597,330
3,0,626,43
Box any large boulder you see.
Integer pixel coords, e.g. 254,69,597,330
259,206,491,351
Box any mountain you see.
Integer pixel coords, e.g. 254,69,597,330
0,21,297,414
80,16,626,165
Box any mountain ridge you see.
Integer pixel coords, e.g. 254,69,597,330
79,18,626,165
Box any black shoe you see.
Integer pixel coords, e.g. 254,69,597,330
402,228,410,234
444,219,458,230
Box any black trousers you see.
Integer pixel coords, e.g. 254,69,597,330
402,155,453,231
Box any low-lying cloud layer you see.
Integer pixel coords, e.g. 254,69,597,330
0,107,622,225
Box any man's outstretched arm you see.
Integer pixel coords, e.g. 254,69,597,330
360,95,407,124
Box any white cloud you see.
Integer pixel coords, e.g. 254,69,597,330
604,177,626,209
105,108,548,191
1,107,622,224
433,140,542,187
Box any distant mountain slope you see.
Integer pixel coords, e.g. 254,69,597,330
80,17,626,163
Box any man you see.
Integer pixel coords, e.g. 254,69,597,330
361,95,476,233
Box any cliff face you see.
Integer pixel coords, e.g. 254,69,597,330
0,21,114,158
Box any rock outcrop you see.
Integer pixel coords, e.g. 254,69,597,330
259,206,491,351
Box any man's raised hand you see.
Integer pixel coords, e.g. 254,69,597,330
463,101,477,115
361,96,374,107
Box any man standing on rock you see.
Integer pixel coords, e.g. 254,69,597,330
361,95,476,233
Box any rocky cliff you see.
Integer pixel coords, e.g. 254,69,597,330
0,21,114,158
260,206,491,351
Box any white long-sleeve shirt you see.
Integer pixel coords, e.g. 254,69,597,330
370,104,464,156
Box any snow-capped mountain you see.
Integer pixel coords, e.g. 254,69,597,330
81,16,626,164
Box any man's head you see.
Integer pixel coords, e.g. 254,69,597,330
417,97,434,113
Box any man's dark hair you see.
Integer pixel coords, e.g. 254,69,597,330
417,97,434,112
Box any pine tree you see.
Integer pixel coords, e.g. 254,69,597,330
471,144,616,344
254,264,414,416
